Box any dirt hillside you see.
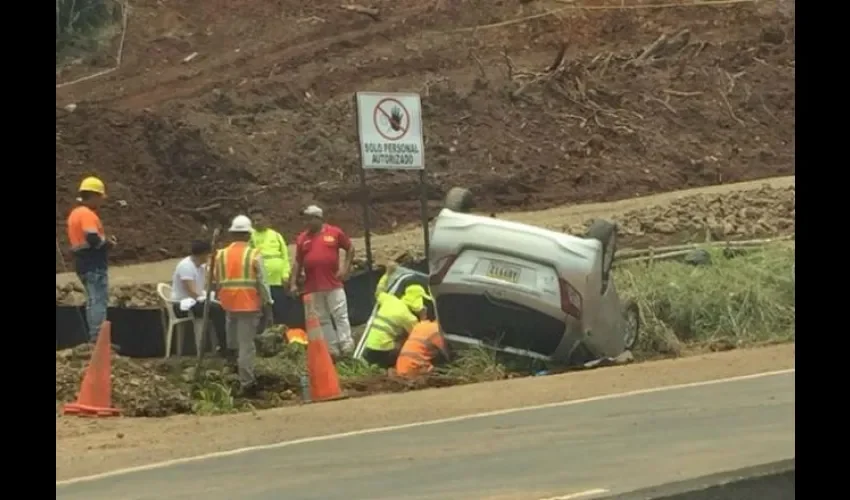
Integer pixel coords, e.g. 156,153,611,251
55,0,795,269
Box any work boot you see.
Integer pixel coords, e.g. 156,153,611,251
328,343,341,359
340,341,355,357
218,347,237,361
238,382,260,398
219,348,238,372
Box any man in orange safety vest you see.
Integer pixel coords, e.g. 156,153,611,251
395,320,450,377
66,176,117,343
212,214,274,395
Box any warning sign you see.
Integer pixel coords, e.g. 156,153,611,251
356,92,424,170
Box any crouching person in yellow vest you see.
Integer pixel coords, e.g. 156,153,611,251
212,215,274,396
362,284,432,369
249,207,290,324
396,320,450,377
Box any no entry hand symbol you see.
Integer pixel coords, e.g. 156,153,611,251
373,98,409,141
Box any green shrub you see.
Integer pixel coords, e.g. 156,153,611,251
56,0,119,60
192,381,236,415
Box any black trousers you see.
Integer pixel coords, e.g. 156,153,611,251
363,347,400,369
172,301,228,351
270,285,306,327
270,285,287,324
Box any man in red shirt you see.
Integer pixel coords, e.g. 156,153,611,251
290,205,356,356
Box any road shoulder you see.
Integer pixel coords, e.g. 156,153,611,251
56,344,794,481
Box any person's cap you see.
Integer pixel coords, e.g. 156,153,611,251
190,240,212,255
402,284,433,313
229,214,253,233
302,205,323,218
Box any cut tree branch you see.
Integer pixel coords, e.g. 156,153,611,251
339,4,380,20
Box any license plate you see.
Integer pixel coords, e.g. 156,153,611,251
486,261,521,284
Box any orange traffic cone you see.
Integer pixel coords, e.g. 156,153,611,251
63,321,121,417
303,294,345,402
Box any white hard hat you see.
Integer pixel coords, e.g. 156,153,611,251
229,215,253,233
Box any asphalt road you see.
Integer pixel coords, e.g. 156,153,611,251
56,371,795,500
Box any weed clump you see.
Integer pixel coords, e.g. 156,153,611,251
616,245,795,355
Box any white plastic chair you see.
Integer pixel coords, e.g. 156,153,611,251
156,283,206,358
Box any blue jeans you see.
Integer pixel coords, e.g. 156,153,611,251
77,269,109,342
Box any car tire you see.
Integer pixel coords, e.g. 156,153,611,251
586,219,618,287
622,299,640,351
444,187,474,213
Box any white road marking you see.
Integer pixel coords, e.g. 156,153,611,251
56,368,794,487
538,488,610,500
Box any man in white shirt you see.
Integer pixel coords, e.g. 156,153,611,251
171,240,228,354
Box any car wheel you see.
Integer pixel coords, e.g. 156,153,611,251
622,300,640,350
444,187,474,213
586,220,618,288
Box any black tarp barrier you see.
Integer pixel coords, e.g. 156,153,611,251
56,264,417,358
56,306,169,358
56,306,87,350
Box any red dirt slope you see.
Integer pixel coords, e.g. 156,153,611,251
55,0,795,268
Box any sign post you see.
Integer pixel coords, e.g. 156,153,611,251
354,91,427,281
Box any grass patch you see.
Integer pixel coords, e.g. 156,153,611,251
439,346,509,382
616,244,795,356
336,358,386,378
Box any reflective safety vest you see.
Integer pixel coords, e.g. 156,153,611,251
67,205,105,252
364,293,418,352
250,229,290,286
215,242,262,312
374,268,401,300
374,271,391,300
396,321,447,376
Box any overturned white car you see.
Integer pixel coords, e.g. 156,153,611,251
426,187,639,365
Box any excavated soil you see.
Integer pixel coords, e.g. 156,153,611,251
55,0,795,270
56,344,193,417
55,342,475,417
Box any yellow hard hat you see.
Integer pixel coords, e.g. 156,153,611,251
402,284,433,313
78,176,106,196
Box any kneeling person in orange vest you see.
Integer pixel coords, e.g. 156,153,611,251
362,284,432,369
396,320,449,377
212,215,274,395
